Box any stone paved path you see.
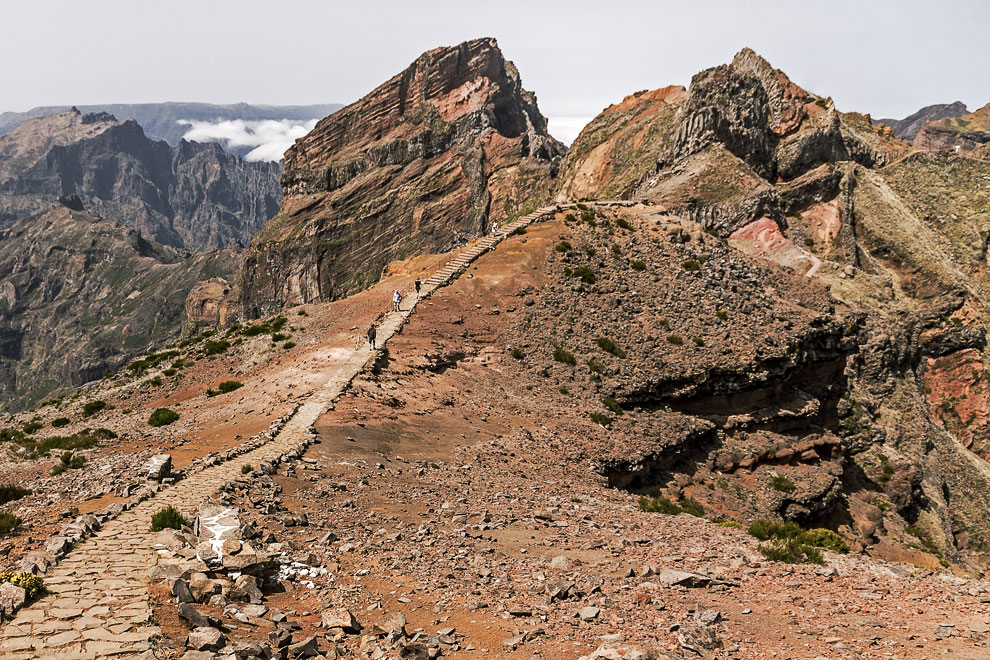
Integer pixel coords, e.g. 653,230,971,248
0,206,556,658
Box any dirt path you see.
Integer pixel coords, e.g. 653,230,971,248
0,207,557,659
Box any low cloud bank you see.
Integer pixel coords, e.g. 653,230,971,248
178,118,318,161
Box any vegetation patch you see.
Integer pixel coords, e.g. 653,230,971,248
127,350,180,373
666,335,684,345
554,241,572,253
601,397,624,416
0,486,30,506
206,380,244,398
283,341,296,350
553,347,576,365
148,408,180,427
150,505,188,532
630,260,647,271
638,496,704,517
509,347,525,360
771,475,797,493
50,450,86,476
0,512,21,537
748,518,848,563
0,572,44,599
563,266,596,284
682,259,702,272
511,226,527,235
615,218,633,230
81,400,107,417
589,412,613,427
22,421,42,434
596,337,627,358
241,464,254,475
203,340,230,356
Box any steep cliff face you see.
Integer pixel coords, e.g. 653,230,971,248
913,103,990,152
0,198,238,411
0,109,282,250
240,38,564,316
876,101,969,141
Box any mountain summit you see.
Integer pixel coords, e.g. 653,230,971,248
240,38,564,316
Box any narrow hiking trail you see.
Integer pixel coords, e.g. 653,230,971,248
0,207,557,659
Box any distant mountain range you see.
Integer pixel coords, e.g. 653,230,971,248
876,101,969,141
0,102,343,160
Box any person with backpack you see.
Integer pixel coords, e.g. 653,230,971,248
392,289,402,312
367,324,377,350
414,279,421,295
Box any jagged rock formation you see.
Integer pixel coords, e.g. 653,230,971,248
0,198,238,410
184,278,237,330
0,108,282,251
240,37,564,317
913,103,990,152
876,101,969,141
0,102,343,150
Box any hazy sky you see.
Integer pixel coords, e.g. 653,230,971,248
3,0,988,141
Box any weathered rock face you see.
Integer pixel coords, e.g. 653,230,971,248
0,108,282,250
876,101,969,141
185,278,236,329
0,199,239,410
240,37,564,317
913,103,990,152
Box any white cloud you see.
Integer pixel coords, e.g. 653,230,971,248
547,116,593,146
177,118,319,161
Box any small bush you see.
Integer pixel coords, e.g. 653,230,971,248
241,464,253,475
590,412,613,427
692,337,705,347
801,528,849,553
0,511,21,536
616,218,633,230
271,316,288,332
682,259,702,272
596,337,627,359
869,495,892,512
81,400,107,417
162,368,177,377
555,241,572,253
147,376,163,387
666,335,684,345
558,386,569,394
630,260,647,271
586,358,605,374
243,323,271,336
611,244,622,258
601,397,624,416
270,333,289,342
678,498,705,517
581,210,597,226
511,226,527,236
50,451,85,476
717,519,742,529
203,340,230,356
148,408,179,427
584,246,597,256
759,539,824,565
283,341,296,350
22,422,42,434
716,310,729,321
297,309,308,316
0,572,44,599
509,347,525,360
564,213,577,222
150,505,188,532
553,347,576,365
207,380,244,397
0,485,30,506
878,454,895,482
748,519,804,541
771,475,797,493
567,266,596,284
638,496,681,515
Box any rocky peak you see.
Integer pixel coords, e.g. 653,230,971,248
877,101,969,141
242,38,564,316
913,102,990,152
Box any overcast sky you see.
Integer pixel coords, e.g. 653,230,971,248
3,0,988,143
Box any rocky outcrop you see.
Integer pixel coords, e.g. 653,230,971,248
0,108,282,250
913,103,990,152
185,278,237,329
0,198,239,410
240,37,564,317
876,101,968,141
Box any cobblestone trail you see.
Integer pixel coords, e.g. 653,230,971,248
0,206,556,658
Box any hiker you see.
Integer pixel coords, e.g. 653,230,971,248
392,289,402,312
492,222,499,234
414,279,421,295
367,324,376,350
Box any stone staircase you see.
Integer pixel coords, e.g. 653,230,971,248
0,204,560,659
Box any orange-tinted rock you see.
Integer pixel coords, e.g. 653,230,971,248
240,38,564,317
185,278,236,328
925,347,990,457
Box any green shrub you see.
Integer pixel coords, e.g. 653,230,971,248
771,475,797,493
558,386,569,395
555,241,572,253
638,495,681,514
581,210,597,226
147,376,163,387
682,259,702,271
50,451,85,476
584,246,597,256
162,368,177,377
509,347,525,360
148,408,179,427
716,310,729,321
203,340,230,356
630,260,647,271
207,380,244,397
22,422,42,434
586,359,605,373
616,218,633,230
0,485,30,506
869,495,892,512
601,397,624,416
759,539,824,565
0,512,21,536
51,417,70,428
566,266,596,284
283,341,296,350
0,572,44,599
748,519,804,541
801,528,849,553
150,505,188,532
596,337,627,358
241,464,253,475
271,316,288,332
511,226,527,236
82,400,107,417
590,412,613,427
128,350,180,372
243,323,271,336
553,347,576,365
666,335,684,345
270,333,289,342
565,213,577,223
815,97,828,108
297,310,308,316
678,498,706,517
611,244,622,258
878,454,895,482
716,519,742,529
692,337,705,347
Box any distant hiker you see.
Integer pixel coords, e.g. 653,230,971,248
414,279,421,295
367,325,377,350
492,222,499,234
392,289,402,312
